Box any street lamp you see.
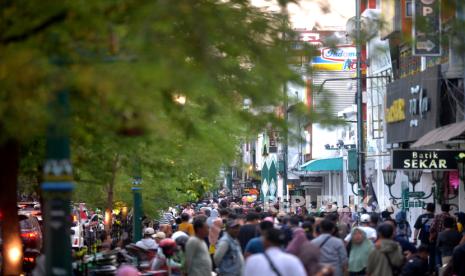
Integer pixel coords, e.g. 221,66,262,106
404,170,423,191
382,169,401,201
432,171,446,204
347,170,363,196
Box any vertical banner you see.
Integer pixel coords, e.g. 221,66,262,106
413,0,441,56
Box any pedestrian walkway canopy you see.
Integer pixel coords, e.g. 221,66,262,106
300,157,343,172
411,120,465,148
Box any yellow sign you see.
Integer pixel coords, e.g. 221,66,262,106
386,99,406,123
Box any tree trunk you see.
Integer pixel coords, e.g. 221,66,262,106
105,153,120,233
0,140,23,275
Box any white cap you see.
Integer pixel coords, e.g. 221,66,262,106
144,227,155,235
171,231,188,241
360,214,371,223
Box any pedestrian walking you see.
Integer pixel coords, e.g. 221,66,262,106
437,216,462,266
311,219,348,276
135,227,158,251
366,223,404,276
244,228,306,276
348,227,373,276
344,214,377,243
238,212,260,252
429,204,452,269
395,211,412,241
452,241,465,276
185,215,212,276
244,219,274,258
287,228,321,276
214,219,244,276
178,213,195,236
400,245,429,276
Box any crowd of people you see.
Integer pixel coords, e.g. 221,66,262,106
117,199,465,276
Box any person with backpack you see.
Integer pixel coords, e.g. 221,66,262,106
413,203,435,273
366,223,404,276
429,204,452,270
311,219,348,276
395,210,412,241
244,228,306,276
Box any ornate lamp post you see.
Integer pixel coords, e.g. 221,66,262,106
432,171,446,204
347,170,363,196
404,170,423,191
382,169,401,202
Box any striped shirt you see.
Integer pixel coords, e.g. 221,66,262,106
159,212,175,225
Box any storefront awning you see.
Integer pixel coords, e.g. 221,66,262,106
411,120,465,148
300,157,343,172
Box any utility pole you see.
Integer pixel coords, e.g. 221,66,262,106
281,3,289,201
42,89,74,275
132,160,143,243
355,0,366,204
283,83,288,200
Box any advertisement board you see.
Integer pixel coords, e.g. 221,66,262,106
312,45,357,71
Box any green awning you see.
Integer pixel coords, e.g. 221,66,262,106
300,157,343,172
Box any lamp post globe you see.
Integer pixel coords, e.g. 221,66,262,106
382,169,397,187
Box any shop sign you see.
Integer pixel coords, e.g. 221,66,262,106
386,99,406,123
312,45,358,71
321,46,357,62
408,84,430,127
386,66,440,143
413,0,441,56
392,150,465,170
408,191,425,198
268,130,277,153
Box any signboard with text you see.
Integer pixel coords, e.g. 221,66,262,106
312,45,358,71
413,0,441,56
392,150,465,170
386,66,440,143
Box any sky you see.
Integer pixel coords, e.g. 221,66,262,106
251,0,356,30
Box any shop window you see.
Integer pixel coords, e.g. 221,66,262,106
405,1,412,18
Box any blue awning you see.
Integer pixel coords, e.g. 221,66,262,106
300,157,343,172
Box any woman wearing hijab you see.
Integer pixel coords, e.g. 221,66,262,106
287,228,321,276
348,227,373,276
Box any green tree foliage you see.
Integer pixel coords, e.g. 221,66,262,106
0,1,320,217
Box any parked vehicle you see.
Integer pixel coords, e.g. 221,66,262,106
18,202,42,224
19,214,43,273
19,214,43,252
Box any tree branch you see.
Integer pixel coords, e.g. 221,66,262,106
0,10,67,45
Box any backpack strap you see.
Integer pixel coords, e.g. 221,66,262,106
319,235,332,249
263,252,282,276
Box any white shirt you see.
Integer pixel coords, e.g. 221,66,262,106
344,226,377,242
244,247,306,276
